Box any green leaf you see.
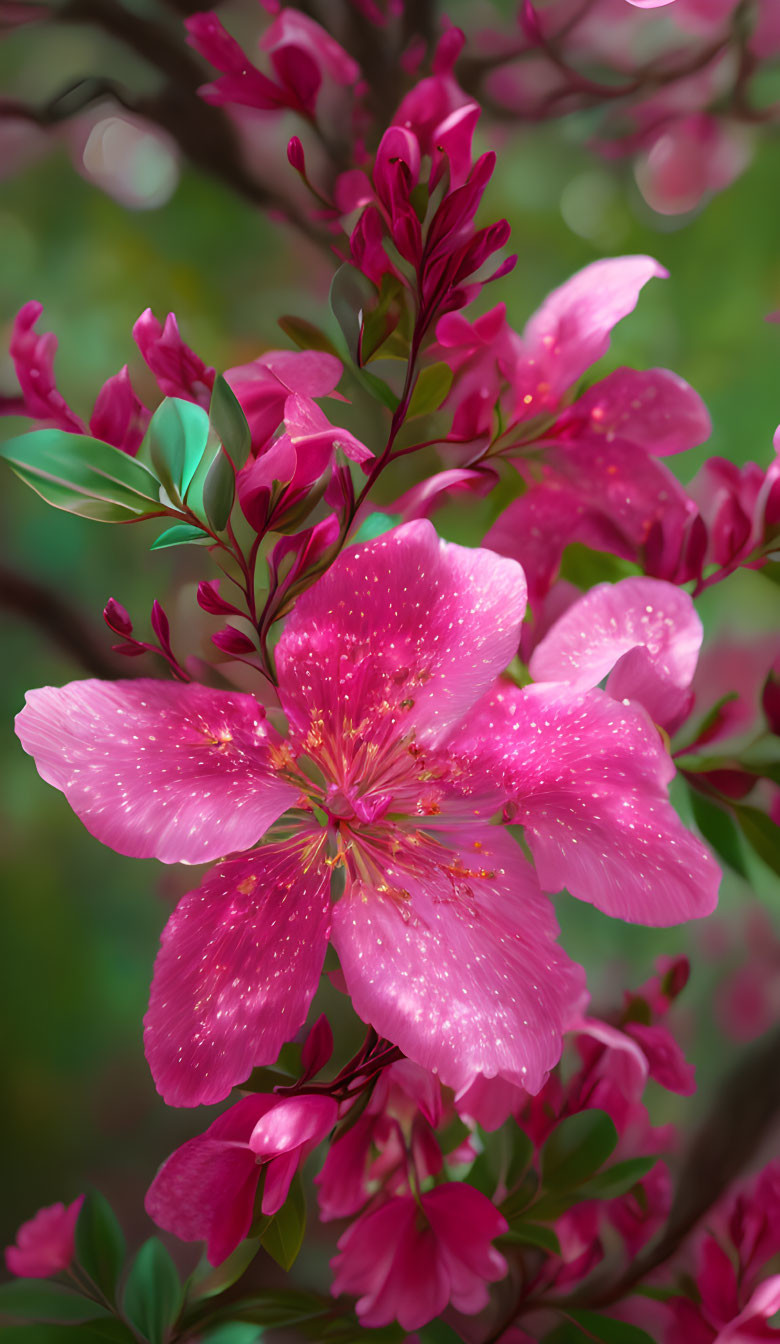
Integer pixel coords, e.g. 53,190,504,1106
74,1189,126,1303
500,1222,562,1255
210,376,251,471
407,363,453,419
357,368,400,411
0,1281,111,1325
545,1309,656,1343
733,804,780,876
260,1173,306,1272
688,787,747,877
202,447,236,532
201,1326,265,1344
0,429,162,521
419,1322,466,1343
278,315,340,357
329,264,378,363
574,1155,658,1201
188,1239,260,1302
122,1238,183,1344
150,523,211,550
142,398,210,503
506,1127,535,1189
540,1110,618,1190
188,1289,328,1330
352,512,402,545
0,1326,135,1344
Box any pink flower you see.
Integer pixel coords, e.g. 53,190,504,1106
529,577,703,732
331,1183,508,1329
16,523,717,1108
132,309,215,407
635,114,752,216
145,1093,336,1265
5,1196,84,1278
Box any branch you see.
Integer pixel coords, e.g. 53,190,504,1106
0,563,137,679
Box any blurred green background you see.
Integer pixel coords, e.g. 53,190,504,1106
2,6,780,1280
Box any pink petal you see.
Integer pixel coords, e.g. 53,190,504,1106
144,839,331,1106
145,1111,265,1265
560,367,711,457
249,1094,337,1158
331,826,584,1094
425,1183,508,1312
5,1197,84,1279
261,1150,300,1216
89,365,150,455
132,309,214,406
529,577,702,730
276,520,527,747
625,1022,696,1095
451,682,720,925
521,256,667,401
15,679,298,865
332,1197,449,1331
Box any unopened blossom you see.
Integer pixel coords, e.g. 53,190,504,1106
146,1092,336,1265
331,1183,508,1330
5,1196,84,1278
16,523,718,1109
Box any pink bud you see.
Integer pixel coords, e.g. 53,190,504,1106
103,597,133,637
212,626,257,654
197,579,239,616
287,135,305,174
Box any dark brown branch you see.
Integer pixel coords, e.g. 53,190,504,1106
0,563,137,679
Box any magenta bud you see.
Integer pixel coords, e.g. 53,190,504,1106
212,627,257,655
150,599,171,648
301,1014,334,1079
103,598,133,637
197,580,238,616
287,136,305,174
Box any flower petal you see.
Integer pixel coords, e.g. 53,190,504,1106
276,520,527,747
529,577,702,730
521,256,667,400
144,838,331,1106
15,679,297,864
560,367,711,457
331,826,583,1094
450,682,720,924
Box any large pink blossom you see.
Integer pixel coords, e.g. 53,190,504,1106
5,1196,84,1278
330,1182,508,1330
16,523,717,1108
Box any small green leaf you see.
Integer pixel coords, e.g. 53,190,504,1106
733,804,780,876
574,1155,658,1201
407,363,453,419
329,264,378,363
0,1280,111,1325
260,1173,306,1272
278,315,340,356
506,1127,535,1189
545,1309,656,1343
122,1237,183,1344
358,369,400,411
150,523,211,550
188,1238,260,1301
74,1189,126,1303
202,447,236,532
189,1289,327,1329
419,1322,466,1343
499,1222,561,1256
540,1110,618,1190
210,376,251,471
353,512,402,545
688,787,747,877
0,429,162,521
200,1326,265,1344
0,1326,135,1344
142,398,210,503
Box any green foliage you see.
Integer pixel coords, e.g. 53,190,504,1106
0,429,162,521
150,523,212,549
688,787,747,877
188,1239,261,1302
0,1280,111,1325
540,1110,619,1190
545,1310,656,1343
329,265,378,364
407,364,453,419
75,1189,126,1303
259,1173,307,1272
142,398,209,503
0,1325,136,1343
210,375,251,471
202,447,236,532
278,315,340,356
733,804,780,877
122,1237,183,1344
